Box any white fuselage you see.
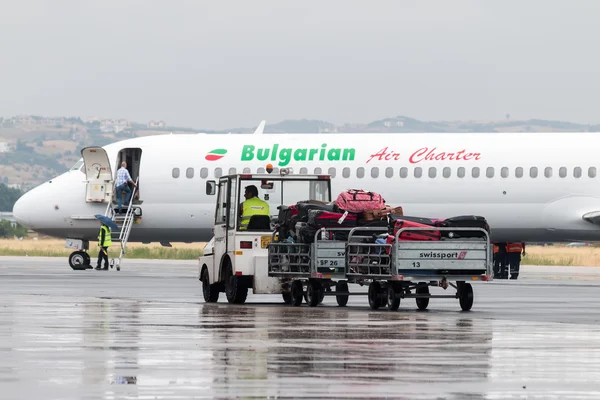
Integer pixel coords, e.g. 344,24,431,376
12,131,600,244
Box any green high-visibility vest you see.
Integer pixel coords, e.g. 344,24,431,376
98,225,112,247
240,197,270,230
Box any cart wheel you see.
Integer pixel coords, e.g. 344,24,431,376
282,291,292,304
335,281,349,307
387,285,400,311
318,285,327,304
416,283,430,310
290,280,303,306
306,280,322,307
458,282,474,311
368,281,383,310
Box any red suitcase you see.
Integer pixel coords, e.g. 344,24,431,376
392,219,441,241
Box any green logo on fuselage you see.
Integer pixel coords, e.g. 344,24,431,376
241,144,355,166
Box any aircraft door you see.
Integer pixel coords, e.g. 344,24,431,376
81,147,113,203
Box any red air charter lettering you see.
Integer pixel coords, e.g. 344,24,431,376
409,147,481,164
366,147,401,163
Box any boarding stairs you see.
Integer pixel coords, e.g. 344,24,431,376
103,177,139,271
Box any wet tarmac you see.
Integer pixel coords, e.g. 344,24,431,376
2,257,600,399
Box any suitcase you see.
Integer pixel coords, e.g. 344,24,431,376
308,210,358,228
334,189,386,213
296,202,336,222
388,214,437,231
391,219,441,241
298,225,335,243
436,215,489,238
361,205,404,221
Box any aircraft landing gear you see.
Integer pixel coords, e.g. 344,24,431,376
69,250,91,270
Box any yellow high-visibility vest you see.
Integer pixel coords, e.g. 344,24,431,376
240,197,270,230
98,225,112,247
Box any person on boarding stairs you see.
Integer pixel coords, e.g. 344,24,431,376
115,161,137,213
96,221,112,270
239,185,270,230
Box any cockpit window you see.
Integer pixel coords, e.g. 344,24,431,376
71,159,84,171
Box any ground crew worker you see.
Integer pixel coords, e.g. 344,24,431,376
95,221,112,270
506,242,524,279
493,242,507,278
239,185,270,230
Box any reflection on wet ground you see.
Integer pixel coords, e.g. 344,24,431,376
2,259,600,399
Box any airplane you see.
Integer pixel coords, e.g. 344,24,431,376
12,121,600,269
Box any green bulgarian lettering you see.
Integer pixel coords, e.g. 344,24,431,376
241,143,356,164
294,148,307,161
279,148,292,166
343,148,355,160
242,145,255,160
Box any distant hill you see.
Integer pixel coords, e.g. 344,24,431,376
1,114,597,189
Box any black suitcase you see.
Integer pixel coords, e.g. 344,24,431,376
296,202,336,222
436,215,490,238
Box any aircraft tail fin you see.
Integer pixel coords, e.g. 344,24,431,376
254,120,266,135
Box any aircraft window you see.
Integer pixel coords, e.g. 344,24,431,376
328,167,336,178
530,167,538,178
200,168,208,178
574,167,582,178
342,167,351,178
186,167,194,178
357,167,365,178
385,167,394,178
442,167,451,178
299,167,307,174
559,167,567,178
486,167,494,178
271,167,279,174
501,167,509,178
214,167,222,178
243,167,251,173
457,167,465,178
257,167,265,173
414,167,422,178
400,167,408,178
172,168,180,178
544,167,552,178
428,167,436,178
515,167,523,178
229,167,236,175
314,167,322,174
371,167,379,178
589,167,597,178
471,167,480,178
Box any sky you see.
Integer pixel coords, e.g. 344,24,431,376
1,0,599,130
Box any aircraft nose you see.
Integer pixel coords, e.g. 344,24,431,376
13,191,34,227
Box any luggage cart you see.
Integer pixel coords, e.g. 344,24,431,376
268,227,364,307
346,226,492,311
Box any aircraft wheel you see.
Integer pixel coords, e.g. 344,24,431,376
69,251,88,270
416,283,430,310
458,282,474,311
335,281,349,307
